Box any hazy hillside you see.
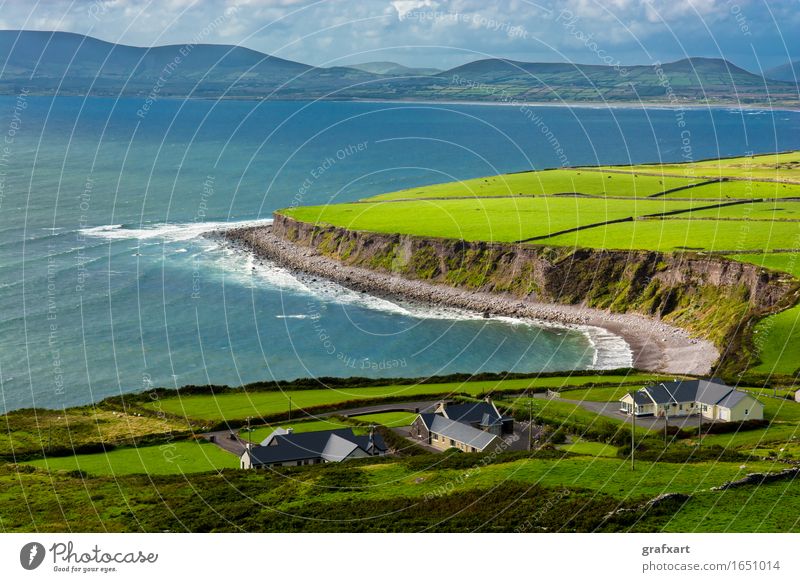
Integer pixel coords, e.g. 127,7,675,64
348,61,441,76
0,31,796,104
765,60,799,82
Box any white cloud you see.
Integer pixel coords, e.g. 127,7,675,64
391,0,438,20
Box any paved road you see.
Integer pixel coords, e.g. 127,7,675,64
533,393,705,429
324,400,440,418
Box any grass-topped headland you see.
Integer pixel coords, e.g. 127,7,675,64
272,151,800,380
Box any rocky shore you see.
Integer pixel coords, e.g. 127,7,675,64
222,224,720,376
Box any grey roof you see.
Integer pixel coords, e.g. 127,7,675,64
694,380,737,406
622,379,759,410
320,433,361,462
716,390,751,409
443,401,502,426
246,428,386,466
428,416,499,451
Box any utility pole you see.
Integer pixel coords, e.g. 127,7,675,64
630,390,636,471
528,395,533,452
664,412,669,447
288,397,292,421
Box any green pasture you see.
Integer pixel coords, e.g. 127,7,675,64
663,179,800,199
23,440,237,476
142,374,660,422
365,169,699,201
350,411,418,427
542,218,800,252
280,197,702,243
600,151,800,182
726,252,800,276
681,200,800,220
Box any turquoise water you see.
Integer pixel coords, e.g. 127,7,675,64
1,96,799,412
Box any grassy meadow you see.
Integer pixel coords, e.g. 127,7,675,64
141,373,660,422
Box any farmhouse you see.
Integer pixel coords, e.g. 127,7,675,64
619,379,763,422
434,399,515,436
240,427,387,469
410,399,513,452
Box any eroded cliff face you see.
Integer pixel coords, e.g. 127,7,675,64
269,214,797,347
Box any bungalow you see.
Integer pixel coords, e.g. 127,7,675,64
619,378,763,422
434,399,515,435
240,427,387,469
411,413,502,453
410,399,513,452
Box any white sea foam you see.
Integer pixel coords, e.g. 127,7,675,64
583,325,634,370
80,219,273,243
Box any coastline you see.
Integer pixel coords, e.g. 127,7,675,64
222,225,720,376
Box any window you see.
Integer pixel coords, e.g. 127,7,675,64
450,439,455,446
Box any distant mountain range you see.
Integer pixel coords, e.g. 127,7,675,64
765,61,799,83
347,61,441,76
1,30,797,105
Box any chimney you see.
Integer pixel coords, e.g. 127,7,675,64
286,427,294,434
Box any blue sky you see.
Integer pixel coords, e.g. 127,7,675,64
1,0,798,72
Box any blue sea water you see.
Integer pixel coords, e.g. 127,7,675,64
1,96,799,413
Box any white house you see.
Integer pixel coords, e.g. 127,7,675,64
619,378,763,422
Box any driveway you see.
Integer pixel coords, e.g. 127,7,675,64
202,429,249,456
532,393,705,429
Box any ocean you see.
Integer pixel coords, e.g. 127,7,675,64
1,96,799,412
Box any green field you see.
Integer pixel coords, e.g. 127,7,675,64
599,151,800,182
683,200,800,220
560,439,619,457
726,252,800,276
282,197,703,243
23,440,237,476
543,219,800,252
5,451,790,532
663,179,800,199
143,374,660,422
750,306,800,375
635,480,800,532
366,169,700,201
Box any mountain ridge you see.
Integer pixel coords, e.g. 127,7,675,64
0,30,796,104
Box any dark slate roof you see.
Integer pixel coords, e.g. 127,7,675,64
246,428,386,466
443,402,502,426
644,383,678,405
416,413,438,429
625,379,758,410
428,416,499,451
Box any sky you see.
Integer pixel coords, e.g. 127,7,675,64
0,0,798,72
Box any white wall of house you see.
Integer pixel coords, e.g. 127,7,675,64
726,397,764,421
